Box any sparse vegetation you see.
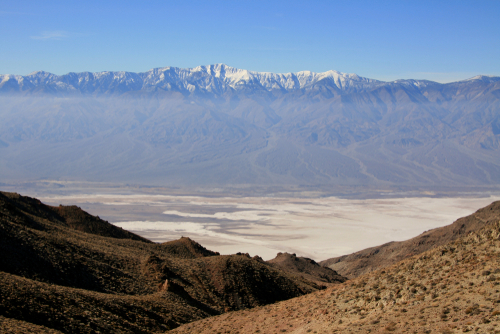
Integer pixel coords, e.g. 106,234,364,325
2,191,500,333
0,191,343,333
171,202,500,333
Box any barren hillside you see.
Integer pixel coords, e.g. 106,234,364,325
170,210,500,333
0,191,344,332
321,201,500,278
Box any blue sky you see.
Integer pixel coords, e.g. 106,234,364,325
1,0,499,82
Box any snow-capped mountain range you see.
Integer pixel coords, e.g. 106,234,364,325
1,64,500,190
0,64,387,94
2,64,499,96
5,64,497,96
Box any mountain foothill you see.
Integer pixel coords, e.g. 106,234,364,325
2,191,500,333
0,191,344,333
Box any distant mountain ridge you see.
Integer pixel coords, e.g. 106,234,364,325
2,64,498,96
0,64,385,95
1,64,500,188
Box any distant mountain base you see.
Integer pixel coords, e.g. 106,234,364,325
1,65,499,188
1,179,499,200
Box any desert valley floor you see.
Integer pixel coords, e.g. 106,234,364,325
37,192,500,261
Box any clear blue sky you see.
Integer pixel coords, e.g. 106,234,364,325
1,0,499,82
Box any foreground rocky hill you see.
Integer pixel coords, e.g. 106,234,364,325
321,200,500,278
3,190,500,333
170,206,500,334
0,191,345,333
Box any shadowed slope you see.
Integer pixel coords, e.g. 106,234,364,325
52,204,151,242
0,191,336,332
0,315,63,334
1,191,149,242
160,236,220,259
267,252,347,285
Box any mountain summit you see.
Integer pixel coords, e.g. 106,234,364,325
1,64,499,97
0,64,386,95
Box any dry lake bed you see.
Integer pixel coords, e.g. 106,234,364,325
38,193,500,261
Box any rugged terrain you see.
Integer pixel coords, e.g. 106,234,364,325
321,201,500,278
170,202,500,334
268,252,347,285
1,65,499,189
0,191,345,333
3,190,500,333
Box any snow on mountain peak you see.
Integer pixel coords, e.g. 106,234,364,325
462,75,500,83
10,64,494,95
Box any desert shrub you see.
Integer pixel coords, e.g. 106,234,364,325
465,304,480,315
385,322,397,331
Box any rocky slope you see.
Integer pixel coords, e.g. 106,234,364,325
0,191,345,333
1,191,150,242
267,252,347,285
320,200,500,278
170,207,500,334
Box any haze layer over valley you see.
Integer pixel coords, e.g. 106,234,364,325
1,64,500,191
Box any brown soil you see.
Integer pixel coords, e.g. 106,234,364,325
267,252,347,286
0,191,343,333
170,218,500,333
160,237,220,259
320,201,500,278
0,315,64,334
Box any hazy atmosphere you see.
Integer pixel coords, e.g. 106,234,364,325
2,1,500,333
1,0,500,256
